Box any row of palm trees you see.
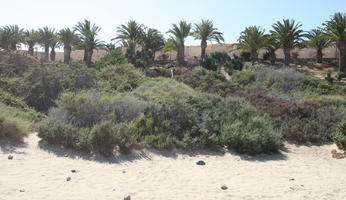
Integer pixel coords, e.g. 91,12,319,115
0,20,103,65
0,12,345,72
237,12,346,73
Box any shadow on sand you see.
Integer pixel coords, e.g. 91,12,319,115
37,138,288,164
0,139,27,154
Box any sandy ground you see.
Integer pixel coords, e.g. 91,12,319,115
1,134,346,200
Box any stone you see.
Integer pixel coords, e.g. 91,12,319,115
289,178,295,181
196,160,206,165
8,155,13,160
66,177,71,181
331,149,337,154
221,184,228,190
124,195,131,200
71,169,77,173
19,189,25,192
122,170,126,173
335,153,345,159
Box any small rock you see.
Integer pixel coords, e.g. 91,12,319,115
66,177,71,181
289,178,295,181
71,169,77,173
331,149,337,154
8,155,13,160
122,170,126,173
335,153,345,159
63,154,68,157
19,189,25,192
196,160,206,165
221,184,228,190
124,195,131,200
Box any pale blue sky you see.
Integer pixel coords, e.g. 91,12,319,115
1,0,345,46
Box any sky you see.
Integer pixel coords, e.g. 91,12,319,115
1,0,345,49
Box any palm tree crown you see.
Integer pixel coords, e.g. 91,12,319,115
193,19,224,58
38,27,55,61
167,21,191,64
270,19,304,65
238,26,266,63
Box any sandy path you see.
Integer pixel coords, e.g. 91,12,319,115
1,134,346,200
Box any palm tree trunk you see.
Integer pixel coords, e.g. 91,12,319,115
317,49,323,64
50,48,56,61
201,40,207,59
44,45,49,61
28,45,34,56
283,47,290,66
10,43,17,51
336,40,346,73
178,42,185,65
251,50,258,65
87,49,93,66
83,48,88,62
64,45,71,64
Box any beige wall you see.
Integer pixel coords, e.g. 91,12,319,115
49,44,339,62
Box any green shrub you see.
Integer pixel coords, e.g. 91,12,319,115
241,92,343,143
22,62,97,112
214,97,282,154
94,49,127,70
38,91,144,156
0,89,28,110
176,67,239,97
297,76,346,95
333,120,346,151
325,70,334,84
89,121,134,156
96,64,145,93
0,103,38,142
231,70,256,87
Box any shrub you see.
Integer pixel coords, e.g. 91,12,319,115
213,97,282,154
333,120,346,151
176,67,239,97
256,68,304,92
231,70,256,87
94,49,127,70
38,91,145,156
239,91,343,143
240,52,251,61
297,76,346,95
96,64,145,93
89,121,134,156
22,62,97,112
325,70,334,84
0,103,38,142
247,64,266,71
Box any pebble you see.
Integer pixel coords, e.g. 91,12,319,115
19,189,25,192
71,169,77,173
289,178,295,181
8,155,13,160
124,195,131,200
196,160,206,165
66,177,71,181
221,184,228,190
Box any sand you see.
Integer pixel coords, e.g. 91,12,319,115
1,134,346,200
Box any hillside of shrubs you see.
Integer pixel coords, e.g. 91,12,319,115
0,50,345,157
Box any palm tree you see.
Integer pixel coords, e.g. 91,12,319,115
271,19,304,66
49,34,60,61
24,29,38,56
0,28,11,50
167,21,191,65
193,19,224,59
112,20,144,63
74,19,104,66
38,27,55,61
141,28,165,64
306,29,332,63
323,12,346,73
264,35,281,65
3,25,24,50
237,26,267,64
59,28,77,63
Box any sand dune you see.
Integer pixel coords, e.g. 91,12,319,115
1,134,346,200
